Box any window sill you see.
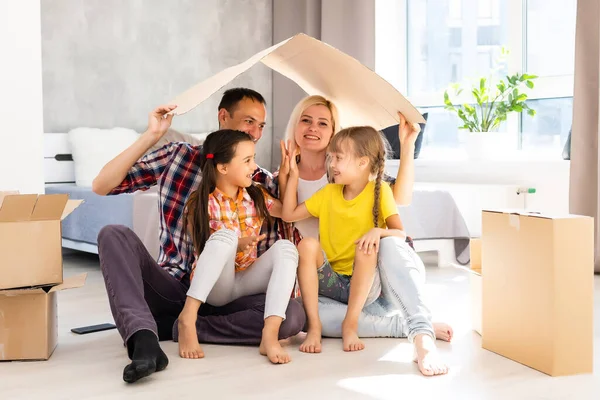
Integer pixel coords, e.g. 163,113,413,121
386,148,570,168
385,149,570,186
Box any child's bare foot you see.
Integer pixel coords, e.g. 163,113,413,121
342,320,364,352
259,330,291,364
413,334,448,376
433,322,453,342
177,316,204,359
300,326,322,353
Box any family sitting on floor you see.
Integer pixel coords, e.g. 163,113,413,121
92,88,453,383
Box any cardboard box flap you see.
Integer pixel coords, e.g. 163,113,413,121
0,194,38,222
0,287,46,296
49,273,87,293
30,194,69,221
61,199,84,221
0,190,19,207
169,33,425,130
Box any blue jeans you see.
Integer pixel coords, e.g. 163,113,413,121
318,237,435,342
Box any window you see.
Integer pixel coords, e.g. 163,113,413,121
406,0,510,99
375,0,577,156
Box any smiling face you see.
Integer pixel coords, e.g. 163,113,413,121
219,97,267,142
217,140,257,188
293,104,334,152
327,138,367,185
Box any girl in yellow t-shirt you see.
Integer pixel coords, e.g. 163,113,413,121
282,126,407,353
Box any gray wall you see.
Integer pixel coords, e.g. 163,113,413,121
41,0,274,165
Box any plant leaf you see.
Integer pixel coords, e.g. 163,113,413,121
527,109,536,116
526,80,534,89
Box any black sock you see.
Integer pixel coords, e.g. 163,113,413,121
123,330,169,383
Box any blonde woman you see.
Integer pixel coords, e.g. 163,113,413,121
276,95,452,376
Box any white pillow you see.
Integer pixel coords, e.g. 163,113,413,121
68,127,140,187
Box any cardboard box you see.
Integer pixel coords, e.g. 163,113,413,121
0,274,86,361
469,238,482,336
481,209,594,376
0,193,82,290
168,33,426,130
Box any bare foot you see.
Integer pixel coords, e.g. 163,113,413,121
413,334,448,376
342,320,364,352
433,322,453,342
300,327,322,353
177,317,204,359
259,331,291,364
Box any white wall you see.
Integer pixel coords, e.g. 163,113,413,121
0,1,44,194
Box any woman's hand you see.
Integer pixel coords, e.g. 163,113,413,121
237,234,266,253
355,228,382,255
398,112,420,147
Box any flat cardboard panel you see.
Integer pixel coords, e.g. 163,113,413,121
49,273,87,293
470,238,481,273
0,293,50,361
169,33,425,130
60,199,83,221
552,217,594,375
481,210,594,376
469,238,482,335
0,287,46,296
0,191,19,207
0,220,62,290
47,292,58,360
31,194,69,221
0,195,38,222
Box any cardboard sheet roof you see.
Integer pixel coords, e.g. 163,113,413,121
169,33,425,130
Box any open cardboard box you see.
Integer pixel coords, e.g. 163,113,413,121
481,208,594,377
0,192,83,290
168,33,425,130
0,274,87,361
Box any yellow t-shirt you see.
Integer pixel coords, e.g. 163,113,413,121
305,181,398,276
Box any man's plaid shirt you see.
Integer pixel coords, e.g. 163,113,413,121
108,142,279,281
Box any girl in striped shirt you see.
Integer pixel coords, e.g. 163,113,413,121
177,130,298,364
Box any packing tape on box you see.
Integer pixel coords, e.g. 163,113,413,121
509,214,520,230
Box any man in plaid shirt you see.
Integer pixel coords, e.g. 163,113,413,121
93,89,305,383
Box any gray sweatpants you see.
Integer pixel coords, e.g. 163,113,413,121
186,229,299,320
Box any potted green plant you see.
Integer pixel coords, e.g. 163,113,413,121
443,58,538,159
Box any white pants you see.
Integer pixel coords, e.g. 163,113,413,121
186,229,299,320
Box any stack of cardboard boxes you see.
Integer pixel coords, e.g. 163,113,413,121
0,192,86,361
467,208,594,377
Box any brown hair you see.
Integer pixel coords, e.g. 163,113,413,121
328,126,389,227
184,130,270,256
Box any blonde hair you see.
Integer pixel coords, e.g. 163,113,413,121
284,95,341,145
328,126,390,227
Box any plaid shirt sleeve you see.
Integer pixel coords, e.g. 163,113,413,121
108,142,184,195
253,166,281,256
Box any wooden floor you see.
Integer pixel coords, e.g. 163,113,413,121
2,250,600,400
